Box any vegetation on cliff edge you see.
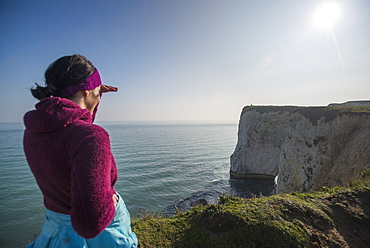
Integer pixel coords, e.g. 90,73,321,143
241,105,370,126
132,169,370,247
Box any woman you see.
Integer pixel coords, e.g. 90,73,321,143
23,54,138,247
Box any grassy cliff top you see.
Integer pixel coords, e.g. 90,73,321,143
132,169,370,248
241,105,370,125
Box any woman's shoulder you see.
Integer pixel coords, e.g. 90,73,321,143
64,121,110,141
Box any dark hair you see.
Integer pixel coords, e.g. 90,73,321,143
31,54,96,100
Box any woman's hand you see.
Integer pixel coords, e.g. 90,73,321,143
113,194,119,207
100,85,118,93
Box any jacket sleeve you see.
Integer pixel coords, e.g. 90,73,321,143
68,124,116,238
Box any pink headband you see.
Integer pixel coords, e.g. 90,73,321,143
56,69,102,97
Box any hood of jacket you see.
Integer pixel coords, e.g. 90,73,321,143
24,97,93,133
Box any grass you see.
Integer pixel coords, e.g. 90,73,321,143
349,168,370,188
132,169,370,247
241,105,370,126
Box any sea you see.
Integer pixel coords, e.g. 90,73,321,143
0,121,274,248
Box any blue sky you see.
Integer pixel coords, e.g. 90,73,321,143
0,0,369,122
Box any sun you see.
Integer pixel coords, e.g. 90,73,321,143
314,3,340,28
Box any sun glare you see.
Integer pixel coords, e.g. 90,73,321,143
314,3,340,28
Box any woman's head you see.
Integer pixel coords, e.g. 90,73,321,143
31,54,96,100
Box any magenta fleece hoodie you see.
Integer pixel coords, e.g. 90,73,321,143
23,97,117,238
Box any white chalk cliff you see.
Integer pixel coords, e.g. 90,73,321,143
230,103,370,194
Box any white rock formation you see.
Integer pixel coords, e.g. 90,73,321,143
230,104,370,194
230,107,293,178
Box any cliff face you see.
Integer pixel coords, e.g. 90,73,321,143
230,105,370,194
230,107,293,178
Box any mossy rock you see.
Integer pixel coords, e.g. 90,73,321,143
133,172,370,247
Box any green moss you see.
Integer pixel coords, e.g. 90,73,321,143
132,173,370,247
349,168,370,188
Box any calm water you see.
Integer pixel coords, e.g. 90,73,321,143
0,121,273,247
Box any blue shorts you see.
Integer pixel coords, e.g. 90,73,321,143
26,194,138,248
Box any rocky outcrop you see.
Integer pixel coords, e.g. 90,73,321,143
230,104,370,194
230,106,294,179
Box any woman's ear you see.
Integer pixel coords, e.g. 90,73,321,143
82,90,90,97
